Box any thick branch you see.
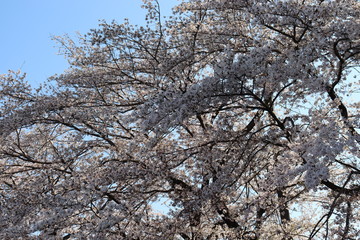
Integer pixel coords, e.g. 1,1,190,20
216,202,239,229
277,189,291,223
321,180,360,196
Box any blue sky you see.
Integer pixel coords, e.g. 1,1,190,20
0,0,177,87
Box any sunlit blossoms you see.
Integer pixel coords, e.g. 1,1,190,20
0,0,359,239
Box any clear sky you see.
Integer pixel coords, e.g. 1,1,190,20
0,0,177,87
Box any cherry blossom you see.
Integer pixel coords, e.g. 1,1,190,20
0,0,359,239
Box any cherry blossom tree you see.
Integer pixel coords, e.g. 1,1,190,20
1,0,359,239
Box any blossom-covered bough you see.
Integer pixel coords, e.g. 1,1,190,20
0,0,359,239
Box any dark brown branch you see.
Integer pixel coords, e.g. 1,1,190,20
216,202,239,229
342,201,351,240
168,176,192,191
255,207,266,229
321,180,360,196
277,189,291,223
197,114,207,131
